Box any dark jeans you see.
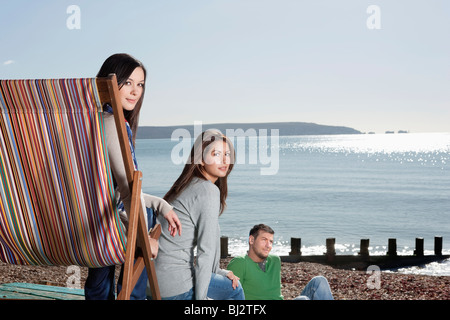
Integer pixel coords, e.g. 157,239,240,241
84,208,156,300
84,264,149,300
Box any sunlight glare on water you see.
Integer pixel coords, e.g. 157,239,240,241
282,133,450,154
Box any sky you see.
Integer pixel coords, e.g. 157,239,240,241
0,0,449,134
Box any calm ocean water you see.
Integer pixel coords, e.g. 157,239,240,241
136,132,450,275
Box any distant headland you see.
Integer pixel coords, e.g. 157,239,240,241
136,122,362,139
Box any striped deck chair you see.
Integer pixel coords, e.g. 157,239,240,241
0,74,161,300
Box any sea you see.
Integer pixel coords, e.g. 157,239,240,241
135,132,450,276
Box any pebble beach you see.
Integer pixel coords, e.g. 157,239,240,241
1,258,449,300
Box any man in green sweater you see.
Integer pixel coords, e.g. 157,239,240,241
227,224,333,300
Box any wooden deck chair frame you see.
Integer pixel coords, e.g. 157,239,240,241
97,74,161,300
0,74,160,300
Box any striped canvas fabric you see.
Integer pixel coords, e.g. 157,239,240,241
0,78,127,267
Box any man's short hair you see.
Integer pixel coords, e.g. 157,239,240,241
249,224,274,239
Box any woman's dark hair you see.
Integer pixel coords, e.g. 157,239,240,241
97,53,146,144
164,130,235,215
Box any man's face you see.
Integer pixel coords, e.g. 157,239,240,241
249,231,274,261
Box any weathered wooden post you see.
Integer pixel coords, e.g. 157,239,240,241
220,236,229,258
289,238,302,256
387,238,397,256
326,238,335,262
414,237,424,257
359,239,370,258
435,236,443,256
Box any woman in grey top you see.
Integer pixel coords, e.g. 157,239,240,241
154,130,244,300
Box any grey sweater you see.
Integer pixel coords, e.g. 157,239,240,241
103,112,173,228
154,177,229,300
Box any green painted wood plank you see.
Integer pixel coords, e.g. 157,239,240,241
6,283,84,296
0,286,81,300
0,288,53,300
0,283,84,300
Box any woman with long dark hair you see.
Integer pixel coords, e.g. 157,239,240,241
153,129,244,300
84,53,181,300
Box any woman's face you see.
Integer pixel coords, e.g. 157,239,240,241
201,140,231,183
118,67,145,111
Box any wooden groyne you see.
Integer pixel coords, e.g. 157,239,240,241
220,236,450,271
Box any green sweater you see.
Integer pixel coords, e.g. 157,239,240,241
227,254,283,300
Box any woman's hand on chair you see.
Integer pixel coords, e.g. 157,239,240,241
148,237,159,258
